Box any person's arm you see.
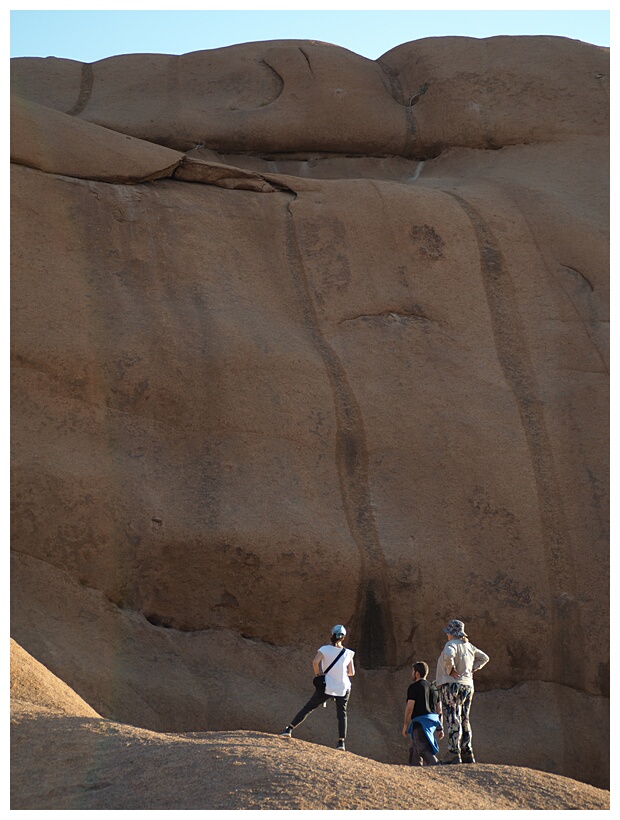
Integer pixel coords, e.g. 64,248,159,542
444,644,459,677
434,695,444,737
472,648,489,673
347,658,355,677
312,651,323,676
402,699,415,738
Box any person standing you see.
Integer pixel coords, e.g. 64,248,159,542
402,660,443,766
435,619,489,764
279,624,355,751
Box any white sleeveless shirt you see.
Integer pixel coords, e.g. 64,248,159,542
318,644,354,697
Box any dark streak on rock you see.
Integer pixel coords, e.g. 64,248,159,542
447,190,584,693
284,193,396,669
375,59,417,151
375,59,405,106
66,63,94,117
80,781,112,792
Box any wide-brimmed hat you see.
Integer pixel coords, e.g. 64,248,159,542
444,619,467,638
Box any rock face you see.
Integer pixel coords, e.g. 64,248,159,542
11,36,609,787
10,638,99,718
10,638,610,810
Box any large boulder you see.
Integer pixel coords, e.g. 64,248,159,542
10,36,609,787
11,638,99,718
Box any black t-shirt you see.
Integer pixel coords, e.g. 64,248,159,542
406,679,438,718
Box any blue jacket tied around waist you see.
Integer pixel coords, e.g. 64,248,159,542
408,713,441,754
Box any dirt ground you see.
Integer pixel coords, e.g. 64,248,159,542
11,700,610,811
10,639,610,810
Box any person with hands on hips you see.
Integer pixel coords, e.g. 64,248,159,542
435,619,489,764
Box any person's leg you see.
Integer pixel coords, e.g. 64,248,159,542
289,689,329,730
459,687,475,762
335,692,350,741
409,728,423,766
441,684,463,759
418,730,439,766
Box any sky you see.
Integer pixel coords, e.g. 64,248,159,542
9,4,611,65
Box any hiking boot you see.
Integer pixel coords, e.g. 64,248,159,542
461,755,476,764
279,727,292,738
442,754,462,764
336,740,346,751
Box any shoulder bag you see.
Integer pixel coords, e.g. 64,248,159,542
313,648,346,692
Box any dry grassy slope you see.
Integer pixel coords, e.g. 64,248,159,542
10,641,610,811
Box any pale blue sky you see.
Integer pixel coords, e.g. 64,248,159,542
10,7,610,64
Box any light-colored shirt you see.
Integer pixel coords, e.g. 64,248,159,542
435,639,489,689
318,644,355,697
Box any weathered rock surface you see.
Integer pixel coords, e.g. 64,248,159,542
11,35,609,791
11,95,184,182
10,638,99,719
10,554,610,788
11,36,608,154
10,638,610,810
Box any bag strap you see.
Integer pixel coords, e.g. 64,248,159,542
323,647,346,675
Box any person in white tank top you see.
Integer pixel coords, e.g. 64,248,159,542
278,624,355,751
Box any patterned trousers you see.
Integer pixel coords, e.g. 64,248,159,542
440,682,474,760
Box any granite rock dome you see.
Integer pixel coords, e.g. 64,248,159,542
11,35,609,787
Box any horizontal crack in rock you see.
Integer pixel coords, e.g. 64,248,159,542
340,310,434,324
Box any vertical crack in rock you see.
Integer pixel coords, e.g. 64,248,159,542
66,63,94,117
561,265,594,293
375,59,417,151
284,194,396,668
553,265,608,374
448,191,584,692
298,48,314,78
259,58,285,102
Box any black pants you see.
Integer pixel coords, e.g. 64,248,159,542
409,724,439,766
290,689,350,739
